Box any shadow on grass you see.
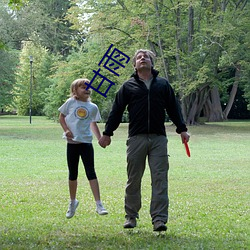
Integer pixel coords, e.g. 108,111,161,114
1,226,239,250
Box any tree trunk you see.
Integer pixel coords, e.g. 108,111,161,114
185,85,210,125
186,92,199,125
188,4,194,54
154,0,169,81
223,66,240,119
202,0,227,123
175,1,182,82
205,86,224,122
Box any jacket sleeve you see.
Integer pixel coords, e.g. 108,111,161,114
103,85,128,136
165,84,188,134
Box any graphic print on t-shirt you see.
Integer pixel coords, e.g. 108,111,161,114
75,106,89,119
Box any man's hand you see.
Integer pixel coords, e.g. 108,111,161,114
180,132,190,143
99,135,111,148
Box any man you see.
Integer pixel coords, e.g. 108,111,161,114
99,49,190,232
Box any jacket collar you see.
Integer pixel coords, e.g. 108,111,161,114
131,68,159,81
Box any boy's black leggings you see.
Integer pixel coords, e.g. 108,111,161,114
67,143,97,181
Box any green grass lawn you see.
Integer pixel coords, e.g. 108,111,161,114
0,116,249,249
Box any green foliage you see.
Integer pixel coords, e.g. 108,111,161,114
2,0,250,121
43,40,131,120
0,0,19,49
3,0,79,55
43,52,84,120
14,40,54,115
42,0,250,120
8,0,28,10
67,1,249,117
0,49,19,112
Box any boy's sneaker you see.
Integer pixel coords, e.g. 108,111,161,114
96,203,108,215
66,199,79,219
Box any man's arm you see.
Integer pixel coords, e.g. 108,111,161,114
164,83,188,134
103,85,127,136
99,85,128,148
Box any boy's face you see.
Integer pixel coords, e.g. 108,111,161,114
75,84,91,100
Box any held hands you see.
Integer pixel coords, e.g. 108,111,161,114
99,135,111,148
99,133,189,149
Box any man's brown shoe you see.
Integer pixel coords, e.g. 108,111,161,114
124,217,137,228
153,221,167,231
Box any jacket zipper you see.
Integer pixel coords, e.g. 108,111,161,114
148,86,150,134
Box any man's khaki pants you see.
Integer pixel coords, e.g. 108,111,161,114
125,134,169,223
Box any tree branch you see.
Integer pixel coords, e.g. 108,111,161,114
104,26,133,39
116,0,129,12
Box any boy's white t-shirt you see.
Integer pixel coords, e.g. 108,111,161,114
58,98,101,143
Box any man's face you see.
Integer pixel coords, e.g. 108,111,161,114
134,52,152,71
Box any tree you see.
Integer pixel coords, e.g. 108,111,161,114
0,50,19,112
1,0,82,115
43,51,86,120
5,0,249,121
2,0,79,56
63,0,250,123
0,0,20,112
157,0,250,123
43,36,128,120
14,40,54,115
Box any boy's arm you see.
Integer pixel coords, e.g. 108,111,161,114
59,113,73,139
90,122,101,140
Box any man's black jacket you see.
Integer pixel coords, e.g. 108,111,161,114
103,69,188,137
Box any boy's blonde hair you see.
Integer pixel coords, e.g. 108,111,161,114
70,78,92,100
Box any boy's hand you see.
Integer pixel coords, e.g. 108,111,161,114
65,129,74,139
